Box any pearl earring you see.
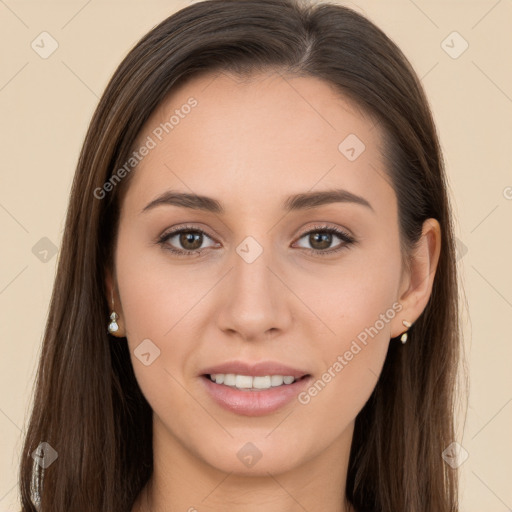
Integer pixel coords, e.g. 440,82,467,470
107,288,120,334
400,320,412,344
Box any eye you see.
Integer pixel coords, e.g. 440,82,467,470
293,225,355,256
157,225,219,257
157,224,356,258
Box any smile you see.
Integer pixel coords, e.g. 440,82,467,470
200,374,312,416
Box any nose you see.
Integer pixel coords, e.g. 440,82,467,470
215,242,293,342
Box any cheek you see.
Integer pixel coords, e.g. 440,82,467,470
114,252,203,433
297,248,401,346
293,256,400,417
295,290,394,440
115,227,211,341
113,232,208,398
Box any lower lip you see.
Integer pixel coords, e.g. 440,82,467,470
200,375,312,416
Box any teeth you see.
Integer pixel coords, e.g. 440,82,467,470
224,374,236,386
209,373,298,390
235,375,253,389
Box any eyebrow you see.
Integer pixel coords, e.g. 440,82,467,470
141,188,374,214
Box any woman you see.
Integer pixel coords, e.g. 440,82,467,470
18,0,464,510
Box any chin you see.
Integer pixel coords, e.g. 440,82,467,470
193,435,310,476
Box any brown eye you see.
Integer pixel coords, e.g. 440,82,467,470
308,232,334,250
158,226,218,256
294,226,355,256
178,231,203,251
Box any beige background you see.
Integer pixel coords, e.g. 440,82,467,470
1,0,511,510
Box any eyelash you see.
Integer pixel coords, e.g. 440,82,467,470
157,224,356,258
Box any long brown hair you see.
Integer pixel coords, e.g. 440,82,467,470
18,0,464,510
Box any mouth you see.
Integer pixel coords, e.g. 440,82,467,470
198,363,313,416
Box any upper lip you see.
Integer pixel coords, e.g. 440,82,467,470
200,360,310,379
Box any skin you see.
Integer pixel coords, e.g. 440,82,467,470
105,71,441,512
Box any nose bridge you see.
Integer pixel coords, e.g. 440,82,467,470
216,234,291,340
234,238,273,297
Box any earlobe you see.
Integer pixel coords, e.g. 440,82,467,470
399,320,412,344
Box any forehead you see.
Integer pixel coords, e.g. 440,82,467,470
125,71,395,219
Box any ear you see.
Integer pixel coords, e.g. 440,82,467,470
105,268,126,338
390,218,442,338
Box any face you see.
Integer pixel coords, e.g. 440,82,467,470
111,71,411,476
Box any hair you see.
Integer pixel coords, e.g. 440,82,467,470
18,0,465,510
